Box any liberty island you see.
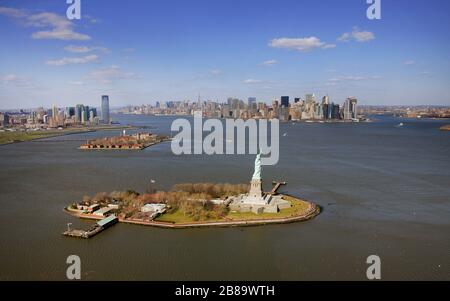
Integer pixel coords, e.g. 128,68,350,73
63,153,320,236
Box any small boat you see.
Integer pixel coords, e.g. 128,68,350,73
397,123,404,127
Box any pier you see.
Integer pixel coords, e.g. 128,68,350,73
63,215,118,239
268,181,287,195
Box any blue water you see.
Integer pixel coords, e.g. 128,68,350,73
0,115,448,280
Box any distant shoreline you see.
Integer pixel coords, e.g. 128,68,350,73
440,125,450,131
0,125,139,146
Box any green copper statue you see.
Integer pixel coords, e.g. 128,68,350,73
252,153,262,180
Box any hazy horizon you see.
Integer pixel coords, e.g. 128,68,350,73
1,102,450,112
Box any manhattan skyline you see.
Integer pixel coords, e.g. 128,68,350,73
1,0,450,109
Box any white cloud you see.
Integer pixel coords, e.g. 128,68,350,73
243,79,264,84
64,45,109,53
0,6,26,18
269,37,335,52
327,75,381,85
68,81,84,85
0,7,91,41
338,27,375,42
0,74,32,87
210,69,223,76
259,60,278,67
46,54,98,66
404,60,415,65
88,66,139,84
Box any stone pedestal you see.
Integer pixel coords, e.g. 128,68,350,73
249,179,263,198
243,178,267,205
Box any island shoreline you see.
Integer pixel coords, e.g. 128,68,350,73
0,125,141,146
64,194,321,229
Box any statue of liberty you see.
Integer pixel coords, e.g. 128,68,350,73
252,153,262,180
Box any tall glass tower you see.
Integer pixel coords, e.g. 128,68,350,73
101,95,110,124
280,96,290,108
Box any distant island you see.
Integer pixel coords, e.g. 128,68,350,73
440,125,450,131
63,155,320,236
79,131,170,150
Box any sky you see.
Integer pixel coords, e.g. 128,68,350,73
0,0,450,109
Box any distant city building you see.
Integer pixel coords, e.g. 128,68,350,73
0,113,10,127
305,94,315,103
343,97,358,120
52,105,58,123
10,92,366,130
101,95,110,124
322,96,330,119
281,96,289,108
75,104,84,122
65,107,75,118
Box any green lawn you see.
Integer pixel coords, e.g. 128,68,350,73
154,196,311,224
154,210,194,224
0,129,89,145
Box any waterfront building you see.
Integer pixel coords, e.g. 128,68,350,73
349,97,358,119
81,108,88,124
343,97,358,120
75,104,84,123
101,95,110,124
322,96,330,119
0,113,9,127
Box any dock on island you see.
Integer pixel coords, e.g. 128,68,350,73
63,214,118,239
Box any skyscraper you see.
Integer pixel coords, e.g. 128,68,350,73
322,96,330,119
280,96,289,108
349,97,358,119
306,94,316,103
248,97,257,112
52,105,58,123
101,95,110,124
343,97,358,120
75,104,84,123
